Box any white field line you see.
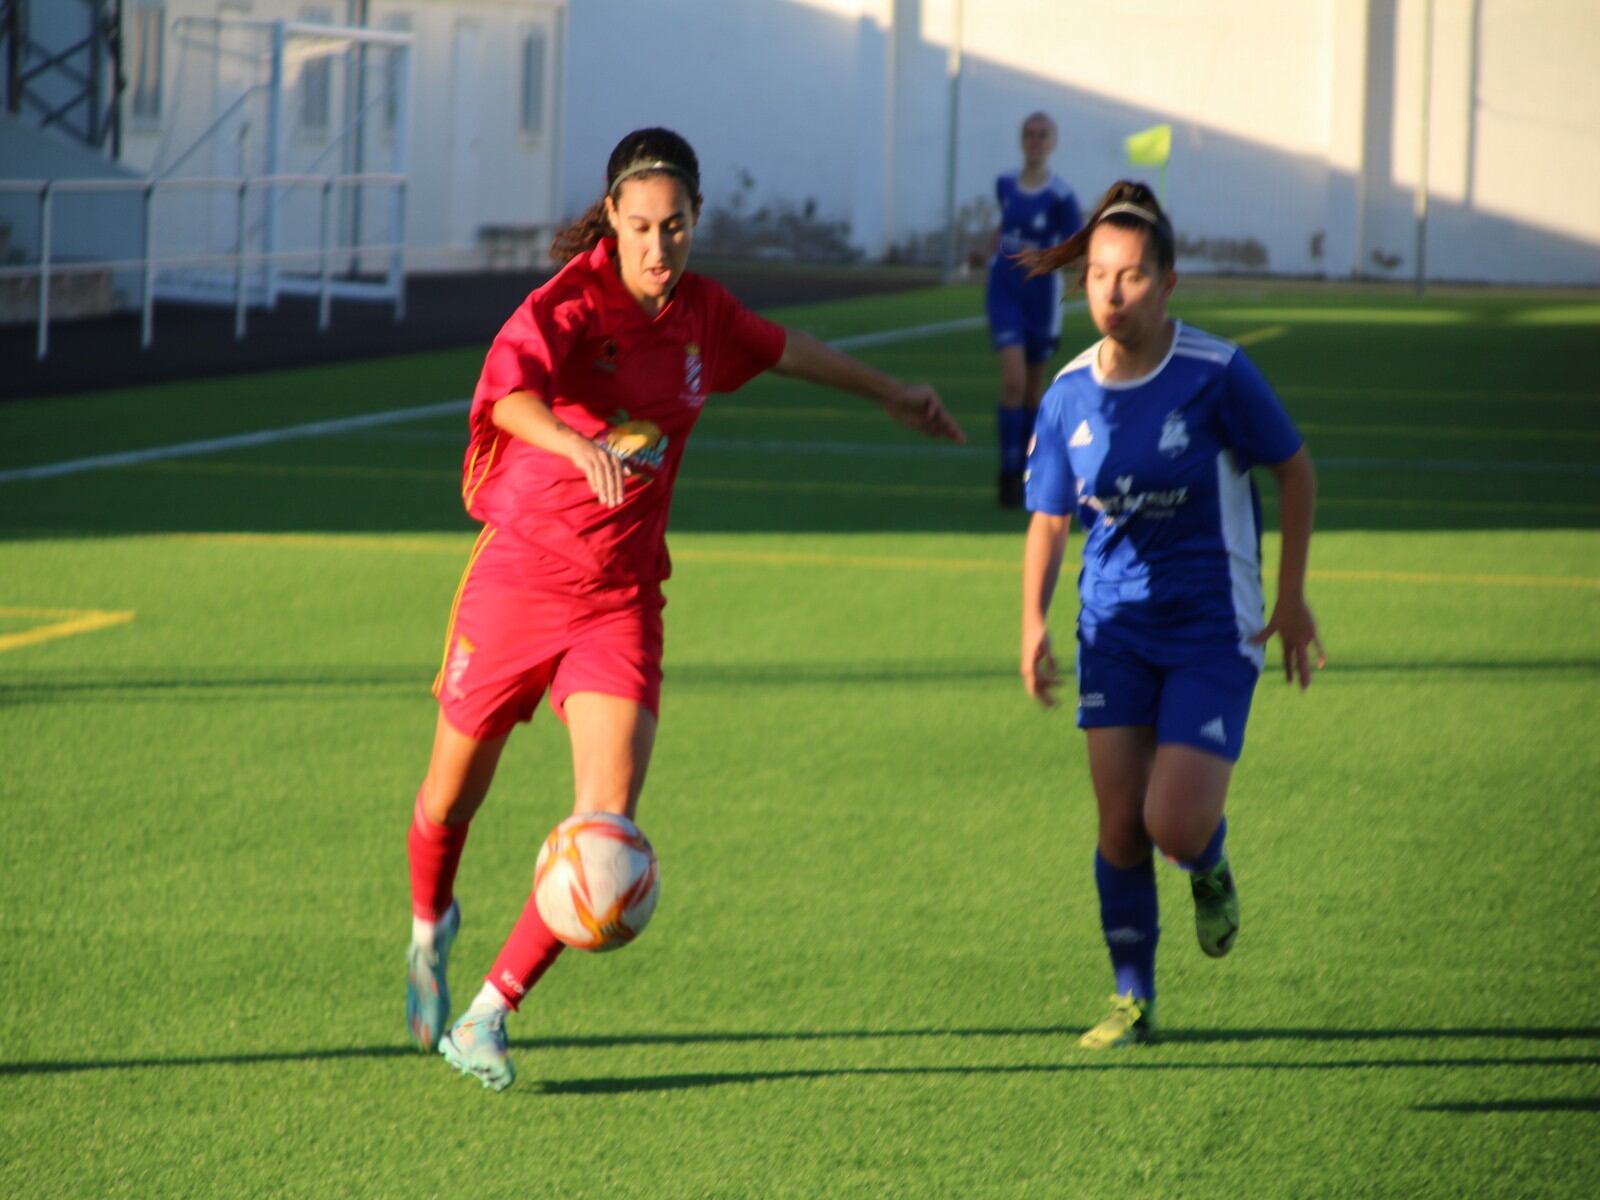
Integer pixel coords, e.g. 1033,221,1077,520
0,399,469,484
0,313,1010,486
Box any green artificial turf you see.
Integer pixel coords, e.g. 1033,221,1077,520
1,279,1597,1198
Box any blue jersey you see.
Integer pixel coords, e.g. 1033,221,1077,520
1025,322,1303,666
992,170,1081,261
986,171,1081,356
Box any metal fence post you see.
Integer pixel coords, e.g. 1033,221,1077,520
319,177,334,331
36,181,52,360
235,179,250,340
141,181,157,349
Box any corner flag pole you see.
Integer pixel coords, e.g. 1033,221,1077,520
1414,0,1434,295
940,0,965,284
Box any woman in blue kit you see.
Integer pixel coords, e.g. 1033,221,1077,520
985,112,1083,507
1017,180,1325,1047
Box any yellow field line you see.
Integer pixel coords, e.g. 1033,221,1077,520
1233,325,1290,347
132,461,1600,515
0,607,136,654
165,532,1600,591
1297,421,1600,444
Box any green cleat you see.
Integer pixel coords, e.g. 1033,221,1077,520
440,1008,516,1092
406,901,460,1051
1191,855,1240,958
1079,993,1156,1049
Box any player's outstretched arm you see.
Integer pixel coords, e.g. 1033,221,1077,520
772,328,966,443
1249,445,1326,688
1021,511,1071,707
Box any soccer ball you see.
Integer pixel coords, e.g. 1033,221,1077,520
533,812,660,952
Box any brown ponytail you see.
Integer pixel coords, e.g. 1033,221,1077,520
1020,179,1175,281
549,200,614,263
548,127,704,263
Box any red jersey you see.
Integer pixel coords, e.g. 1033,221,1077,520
462,239,786,585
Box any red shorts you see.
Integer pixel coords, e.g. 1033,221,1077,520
432,527,665,739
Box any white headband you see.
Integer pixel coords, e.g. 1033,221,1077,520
609,158,698,195
1099,201,1164,227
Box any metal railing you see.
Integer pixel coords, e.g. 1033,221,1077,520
0,171,407,359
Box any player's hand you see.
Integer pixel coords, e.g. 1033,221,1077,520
565,435,628,508
1021,624,1061,708
885,384,966,443
1250,596,1326,690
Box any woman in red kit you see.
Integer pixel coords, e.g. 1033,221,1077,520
405,127,965,1090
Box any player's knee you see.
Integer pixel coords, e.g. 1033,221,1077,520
1144,808,1207,864
1097,822,1151,869
998,376,1026,408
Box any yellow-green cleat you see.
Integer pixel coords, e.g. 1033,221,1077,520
1079,993,1156,1049
1191,855,1240,958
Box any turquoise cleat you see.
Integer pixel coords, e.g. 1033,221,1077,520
1191,856,1240,958
406,901,460,1051
440,1007,515,1092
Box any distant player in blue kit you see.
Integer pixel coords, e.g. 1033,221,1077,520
986,112,1083,507
1017,181,1324,1047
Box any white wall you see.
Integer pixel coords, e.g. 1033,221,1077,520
559,0,1600,285
11,0,1597,285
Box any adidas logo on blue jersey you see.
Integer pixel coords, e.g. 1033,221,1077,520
1200,717,1227,744
1069,419,1093,447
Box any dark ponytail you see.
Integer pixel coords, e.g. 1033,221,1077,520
1020,179,1175,281
549,127,704,263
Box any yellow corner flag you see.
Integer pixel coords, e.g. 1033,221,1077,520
1124,123,1172,167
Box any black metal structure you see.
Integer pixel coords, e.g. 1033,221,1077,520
0,0,124,157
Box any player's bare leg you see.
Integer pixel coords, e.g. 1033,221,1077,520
1080,727,1160,1046
407,716,510,1050
564,691,657,820
1145,744,1239,958
441,694,657,1091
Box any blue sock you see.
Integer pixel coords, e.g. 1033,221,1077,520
1094,850,1159,1001
1177,817,1228,874
998,405,1029,474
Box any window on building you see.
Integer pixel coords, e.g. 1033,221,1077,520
299,6,334,137
129,3,165,122
520,29,547,135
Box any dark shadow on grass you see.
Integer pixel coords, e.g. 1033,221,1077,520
7,1025,1595,1080
1413,1098,1600,1114
1310,659,1600,676
537,1055,1600,1097
0,660,1015,707
0,671,422,706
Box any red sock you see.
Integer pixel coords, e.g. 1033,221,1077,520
486,892,565,1010
408,789,470,920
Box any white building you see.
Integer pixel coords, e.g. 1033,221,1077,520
3,0,1598,299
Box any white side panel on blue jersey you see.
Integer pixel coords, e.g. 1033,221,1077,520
1216,450,1267,668
1048,271,1065,336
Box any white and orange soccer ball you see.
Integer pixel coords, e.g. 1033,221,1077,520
533,812,660,952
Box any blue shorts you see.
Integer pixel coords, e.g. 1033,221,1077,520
987,262,1061,364
1075,638,1261,762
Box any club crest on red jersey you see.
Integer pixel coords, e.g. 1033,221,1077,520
445,634,475,699
682,342,704,407
596,418,669,478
